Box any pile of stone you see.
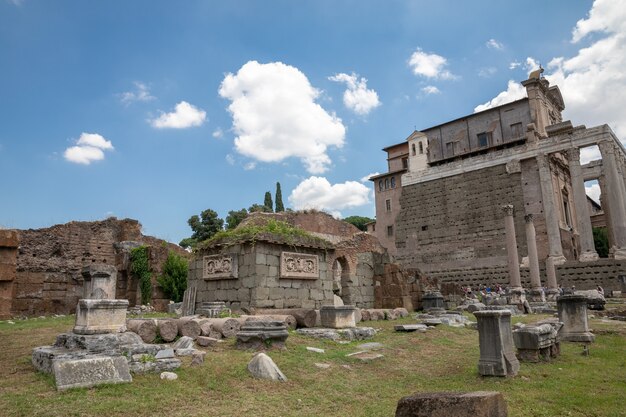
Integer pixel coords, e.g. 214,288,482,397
415,311,472,328
236,321,289,350
127,304,155,315
575,289,606,311
296,305,376,341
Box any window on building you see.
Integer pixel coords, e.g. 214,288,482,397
477,132,491,148
390,177,396,188
386,199,391,211
419,141,424,154
378,180,383,191
411,143,416,156
387,225,393,236
402,157,408,169
385,178,389,189
511,122,523,138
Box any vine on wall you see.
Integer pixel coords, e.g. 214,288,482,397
130,246,152,305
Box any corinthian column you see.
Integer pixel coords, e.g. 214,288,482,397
525,214,545,302
599,141,626,259
502,205,523,303
536,153,567,264
566,147,599,261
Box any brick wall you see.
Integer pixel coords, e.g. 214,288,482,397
0,230,18,319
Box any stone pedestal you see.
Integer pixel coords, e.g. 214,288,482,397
421,291,445,312
557,295,595,343
74,299,129,335
473,310,519,377
82,264,118,300
320,305,357,329
528,288,546,303
236,321,289,350
506,288,525,305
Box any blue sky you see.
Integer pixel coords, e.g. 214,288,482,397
1,0,623,243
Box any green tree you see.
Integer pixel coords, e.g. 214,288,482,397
343,215,375,231
157,251,188,302
264,191,274,213
130,246,152,305
593,227,609,258
226,208,248,230
249,203,272,213
275,182,285,212
179,209,224,248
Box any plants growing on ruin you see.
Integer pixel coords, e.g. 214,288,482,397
130,246,152,305
157,251,188,303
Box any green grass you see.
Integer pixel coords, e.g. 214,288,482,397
0,313,624,417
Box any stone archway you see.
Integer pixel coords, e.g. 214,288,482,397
332,256,352,305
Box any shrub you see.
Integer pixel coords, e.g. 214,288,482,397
130,246,152,305
157,251,188,303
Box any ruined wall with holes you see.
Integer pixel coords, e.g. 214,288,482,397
395,164,527,276
7,218,186,317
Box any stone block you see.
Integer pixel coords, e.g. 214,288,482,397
285,298,303,308
73,299,129,335
269,288,284,300
302,299,316,309
269,266,278,277
0,230,19,247
0,263,16,281
310,289,324,301
267,255,279,267
256,265,269,278
320,305,357,329
395,391,508,417
557,295,595,343
53,356,132,391
256,253,267,265
474,310,519,377
238,288,251,303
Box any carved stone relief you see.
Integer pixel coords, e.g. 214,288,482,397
280,252,319,279
203,254,238,280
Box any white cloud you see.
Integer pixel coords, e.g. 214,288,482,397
509,61,521,70
119,82,155,105
580,145,601,164
150,101,206,129
408,48,456,80
421,86,441,95
585,181,601,204
288,176,371,216
524,57,540,72
6,0,23,5
328,72,381,115
219,61,346,174
474,80,527,112
244,162,256,170
478,67,497,78
63,132,114,165
486,39,504,50
212,128,223,138
225,154,235,165
360,172,380,182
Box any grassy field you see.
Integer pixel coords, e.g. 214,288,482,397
0,312,624,417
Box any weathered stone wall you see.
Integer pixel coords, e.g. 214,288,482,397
7,218,185,317
395,164,527,274
189,242,334,310
0,230,18,319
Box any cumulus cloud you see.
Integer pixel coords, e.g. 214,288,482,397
421,86,441,95
328,72,381,115
474,80,527,112
524,57,540,72
509,61,521,70
150,101,206,129
63,133,114,165
288,176,371,216
408,48,456,79
585,181,601,203
219,61,346,174
486,39,504,50
119,82,155,105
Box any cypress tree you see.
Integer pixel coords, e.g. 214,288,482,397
275,182,285,212
264,191,274,212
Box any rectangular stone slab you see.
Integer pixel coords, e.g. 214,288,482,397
395,324,428,332
53,356,132,391
395,391,508,417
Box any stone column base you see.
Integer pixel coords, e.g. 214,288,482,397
545,289,560,301
549,255,567,265
579,251,599,262
73,299,129,335
527,288,546,303
507,287,525,305
612,247,626,260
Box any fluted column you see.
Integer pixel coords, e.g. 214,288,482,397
536,153,567,264
566,147,599,261
544,256,559,301
502,205,523,303
525,214,545,302
598,141,626,259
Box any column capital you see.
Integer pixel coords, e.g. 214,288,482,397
524,214,534,223
501,204,514,216
565,147,581,165
598,140,615,156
